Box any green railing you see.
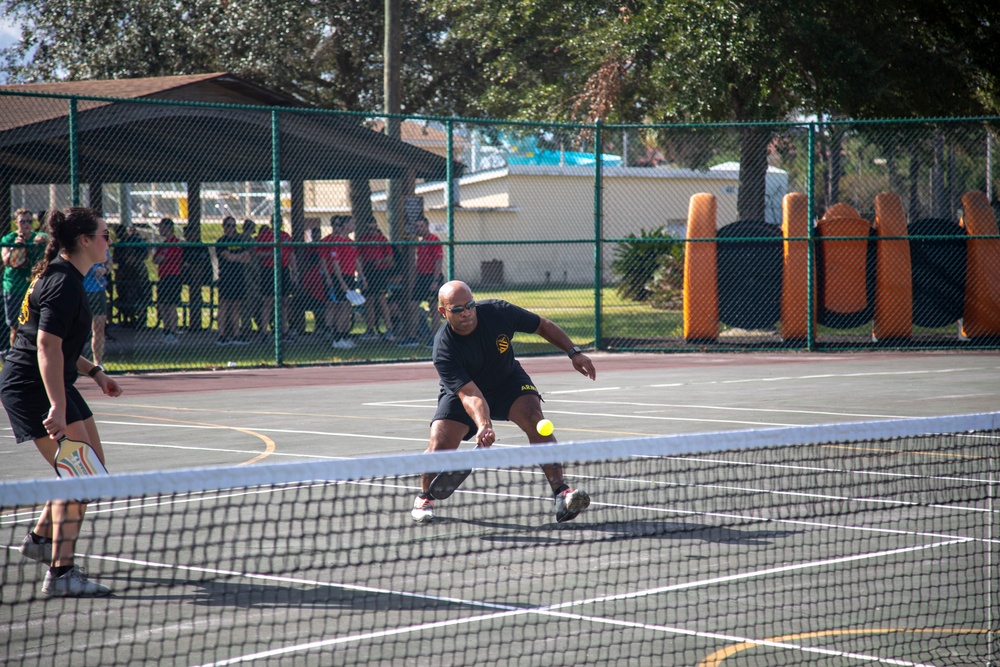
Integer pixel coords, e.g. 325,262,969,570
1,89,998,371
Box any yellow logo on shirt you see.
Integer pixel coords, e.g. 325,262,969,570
496,334,510,354
18,277,38,325
521,383,537,392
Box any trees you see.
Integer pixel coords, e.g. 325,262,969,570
0,0,483,115
3,0,997,219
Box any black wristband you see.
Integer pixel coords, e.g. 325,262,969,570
567,346,582,358
88,365,105,378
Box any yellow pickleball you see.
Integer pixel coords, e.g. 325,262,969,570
536,419,554,436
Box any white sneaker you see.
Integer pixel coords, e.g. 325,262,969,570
19,532,52,564
411,495,435,523
42,565,111,597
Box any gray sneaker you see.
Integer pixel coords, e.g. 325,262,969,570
42,565,112,597
19,532,52,564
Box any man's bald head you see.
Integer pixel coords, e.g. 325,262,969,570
437,280,478,335
438,280,472,308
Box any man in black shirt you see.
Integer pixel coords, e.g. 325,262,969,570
413,280,597,524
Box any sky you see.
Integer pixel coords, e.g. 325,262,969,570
1,15,21,49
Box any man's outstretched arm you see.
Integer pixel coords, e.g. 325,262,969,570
534,317,596,380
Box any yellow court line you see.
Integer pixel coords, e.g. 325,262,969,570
96,412,275,466
698,627,998,667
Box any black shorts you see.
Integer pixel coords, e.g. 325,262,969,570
0,371,93,444
431,367,541,440
158,275,183,306
217,272,245,302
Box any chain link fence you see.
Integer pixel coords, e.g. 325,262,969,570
2,90,998,371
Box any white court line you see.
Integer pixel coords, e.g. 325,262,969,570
545,386,621,394
543,410,796,427
360,403,798,426
169,538,961,667
649,366,998,388
545,399,909,420
1,537,960,667
98,420,427,444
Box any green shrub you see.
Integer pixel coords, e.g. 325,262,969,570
611,227,683,302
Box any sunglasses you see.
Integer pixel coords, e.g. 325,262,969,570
444,300,477,314
89,230,111,241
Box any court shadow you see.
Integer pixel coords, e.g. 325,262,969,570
99,574,493,612
470,519,800,546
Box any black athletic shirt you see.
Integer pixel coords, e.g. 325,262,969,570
433,299,541,396
1,257,91,387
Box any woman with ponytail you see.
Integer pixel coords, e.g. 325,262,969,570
1,206,122,597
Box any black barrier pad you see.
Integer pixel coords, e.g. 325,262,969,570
717,220,783,330
909,218,966,328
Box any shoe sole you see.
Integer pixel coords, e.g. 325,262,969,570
557,490,591,523
411,511,435,523
42,587,112,597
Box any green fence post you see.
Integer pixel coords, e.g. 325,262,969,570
806,122,816,351
593,120,603,350
68,97,79,206
446,118,455,281
271,108,283,365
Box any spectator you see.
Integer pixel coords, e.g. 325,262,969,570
181,230,213,334
355,215,395,342
415,216,444,345
321,216,360,350
111,223,150,329
83,252,111,365
295,224,330,338
151,217,182,343
254,222,299,341
240,219,261,334
216,216,250,346
2,209,48,355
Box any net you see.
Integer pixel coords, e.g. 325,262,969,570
2,413,998,666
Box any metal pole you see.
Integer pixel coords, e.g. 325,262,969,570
446,118,455,281
271,109,283,365
69,98,79,206
806,122,816,351
593,120,603,350
987,128,993,202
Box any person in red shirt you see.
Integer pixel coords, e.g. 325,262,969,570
320,216,361,349
354,216,395,342
151,218,183,343
415,216,444,344
254,222,299,341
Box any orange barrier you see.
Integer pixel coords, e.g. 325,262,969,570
816,205,872,321
872,192,912,340
683,193,718,341
780,193,809,340
960,191,1000,338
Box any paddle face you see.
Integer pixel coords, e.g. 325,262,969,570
345,290,366,306
54,437,108,479
427,468,472,500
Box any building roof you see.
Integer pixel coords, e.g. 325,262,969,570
0,73,459,185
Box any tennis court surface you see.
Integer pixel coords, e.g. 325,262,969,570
2,351,999,666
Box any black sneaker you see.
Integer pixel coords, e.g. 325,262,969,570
554,487,590,523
